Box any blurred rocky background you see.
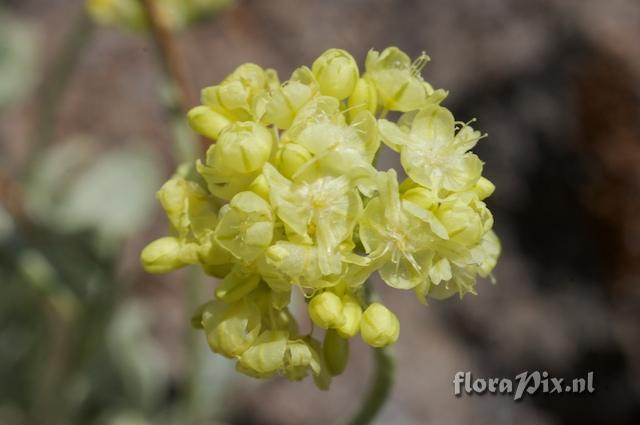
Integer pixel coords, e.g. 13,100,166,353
1,0,639,424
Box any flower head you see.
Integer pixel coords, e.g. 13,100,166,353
142,46,501,388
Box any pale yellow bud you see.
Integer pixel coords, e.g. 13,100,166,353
275,143,312,179
323,329,349,376
264,66,318,129
203,301,261,358
472,176,495,200
308,292,345,329
312,48,359,100
216,122,273,174
238,330,288,376
336,294,362,338
437,204,483,246
140,236,186,274
348,78,378,120
187,105,231,140
360,303,400,348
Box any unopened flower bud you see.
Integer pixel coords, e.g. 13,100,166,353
275,143,312,179
360,303,399,347
187,105,231,140
216,122,273,174
312,48,359,100
472,176,495,200
215,191,274,262
365,47,430,112
323,329,349,376
437,204,483,246
348,78,378,120
203,301,261,358
308,292,345,329
336,294,362,338
264,66,317,129
140,236,186,274
238,330,288,376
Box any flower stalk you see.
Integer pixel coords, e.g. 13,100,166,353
140,0,195,113
139,0,208,152
343,281,395,425
346,345,395,425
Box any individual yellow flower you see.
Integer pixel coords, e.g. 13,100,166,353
274,143,313,179
379,105,484,193
201,299,261,358
409,194,500,303
472,176,496,200
215,191,275,262
336,293,362,337
140,173,231,273
237,330,288,377
260,241,339,290
200,63,278,124
263,163,362,275
213,122,273,174
187,105,232,141
359,170,434,289
280,96,379,179
311,48,359,100
197,122,273,200
364,47,446,112
140,236,190,273
262,66,319,129
308,291,345,329
348,77,378,120
283,338,322,382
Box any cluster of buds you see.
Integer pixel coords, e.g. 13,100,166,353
86,0,232,31
141,47,500,388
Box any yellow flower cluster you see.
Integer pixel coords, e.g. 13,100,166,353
141,47,501,387
86,0,232,31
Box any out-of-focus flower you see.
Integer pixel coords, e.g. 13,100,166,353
86,0,233,31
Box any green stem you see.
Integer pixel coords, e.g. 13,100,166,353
344,283,396,425
345,345,395,425
26,9,94,177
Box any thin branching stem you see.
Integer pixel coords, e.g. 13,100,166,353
27,9,94,178
139,0,208,153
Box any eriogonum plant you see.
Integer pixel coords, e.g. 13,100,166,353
141,47,500,394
